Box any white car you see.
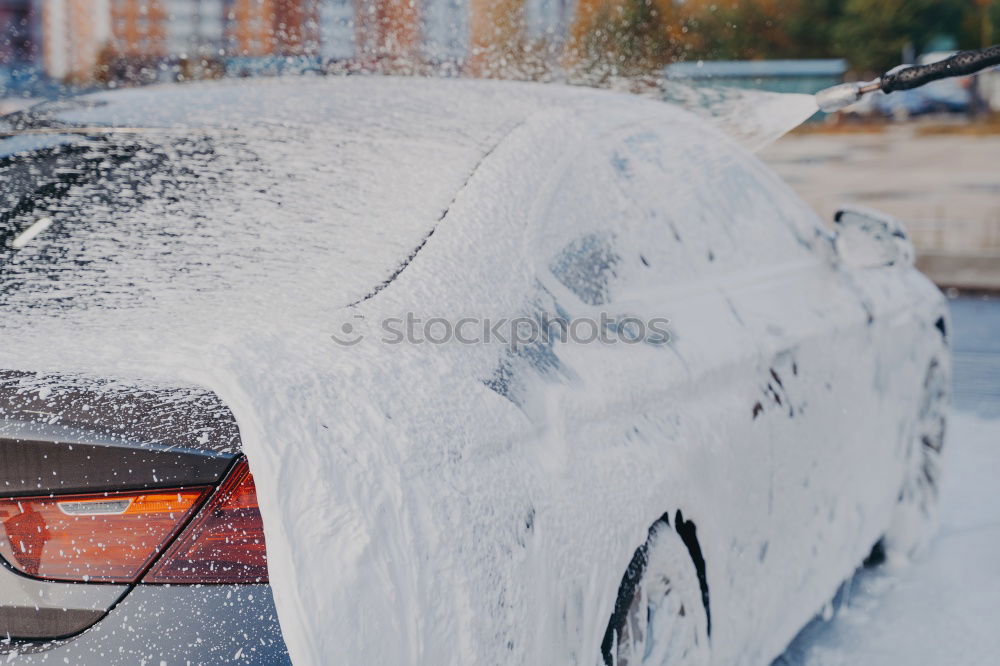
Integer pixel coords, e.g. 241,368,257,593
0,78,949,665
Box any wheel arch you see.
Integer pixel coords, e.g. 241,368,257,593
600,509,712,664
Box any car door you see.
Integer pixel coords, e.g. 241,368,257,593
606,121,941,659
537,117,911,662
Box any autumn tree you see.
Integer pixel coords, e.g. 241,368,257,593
567,0,688,76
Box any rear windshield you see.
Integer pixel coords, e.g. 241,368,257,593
1,133,220,247
0,124,467,314
0,130,240,311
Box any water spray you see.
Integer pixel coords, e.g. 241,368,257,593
816,44,1000,113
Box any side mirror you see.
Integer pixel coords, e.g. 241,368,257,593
832,206,914,269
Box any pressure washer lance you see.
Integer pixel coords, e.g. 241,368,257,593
816,44,1000,113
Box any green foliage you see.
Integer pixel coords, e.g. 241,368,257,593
832,0,968,72
578,0,999,74
784,0,848,58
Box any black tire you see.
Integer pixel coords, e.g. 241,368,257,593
884,358,949,558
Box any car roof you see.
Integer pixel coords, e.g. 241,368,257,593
0,78,678,310
10,76,601,146
1,77,713,326
1,77,639,196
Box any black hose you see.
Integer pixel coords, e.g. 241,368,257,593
880,44,1000,93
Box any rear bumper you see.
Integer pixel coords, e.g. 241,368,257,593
1,585,290,665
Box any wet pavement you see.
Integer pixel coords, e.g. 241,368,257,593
949,294,1000,417
761,129,1000,291
760,128,1000,235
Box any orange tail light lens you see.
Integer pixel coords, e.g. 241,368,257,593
0,488,209,583
145,459,268,584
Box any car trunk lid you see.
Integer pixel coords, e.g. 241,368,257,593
0,370,240,640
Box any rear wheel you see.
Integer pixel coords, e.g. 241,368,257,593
885,359,949,559
601,518,710,666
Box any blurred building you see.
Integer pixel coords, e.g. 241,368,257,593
0,0,35,65
41,0,173,82
524,0,572,42
110,0,168,58
39,0,323,81
31,0,582,83
165,0,225,57
319,0,353,60
274,0,320,55
421,0,466,63
353,0,420,61
224,0,320,57
41,0,111,82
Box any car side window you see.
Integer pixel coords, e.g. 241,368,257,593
606,125,823,283
548,232,619,306
535,121,824,307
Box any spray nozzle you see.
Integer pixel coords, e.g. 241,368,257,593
815,44,1000,114
815,80,880,113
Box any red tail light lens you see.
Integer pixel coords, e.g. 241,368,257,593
144,459,268,584
0,488,209,583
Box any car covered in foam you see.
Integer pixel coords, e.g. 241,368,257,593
0,77,948,665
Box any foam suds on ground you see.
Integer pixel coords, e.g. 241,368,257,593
777,410,1000,665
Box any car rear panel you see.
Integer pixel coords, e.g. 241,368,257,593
0,585,290,665
0,370,254,647
0,568,123,640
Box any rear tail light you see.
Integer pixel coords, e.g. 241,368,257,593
144,459,268,584
0,459,266,586
0,488,209,583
